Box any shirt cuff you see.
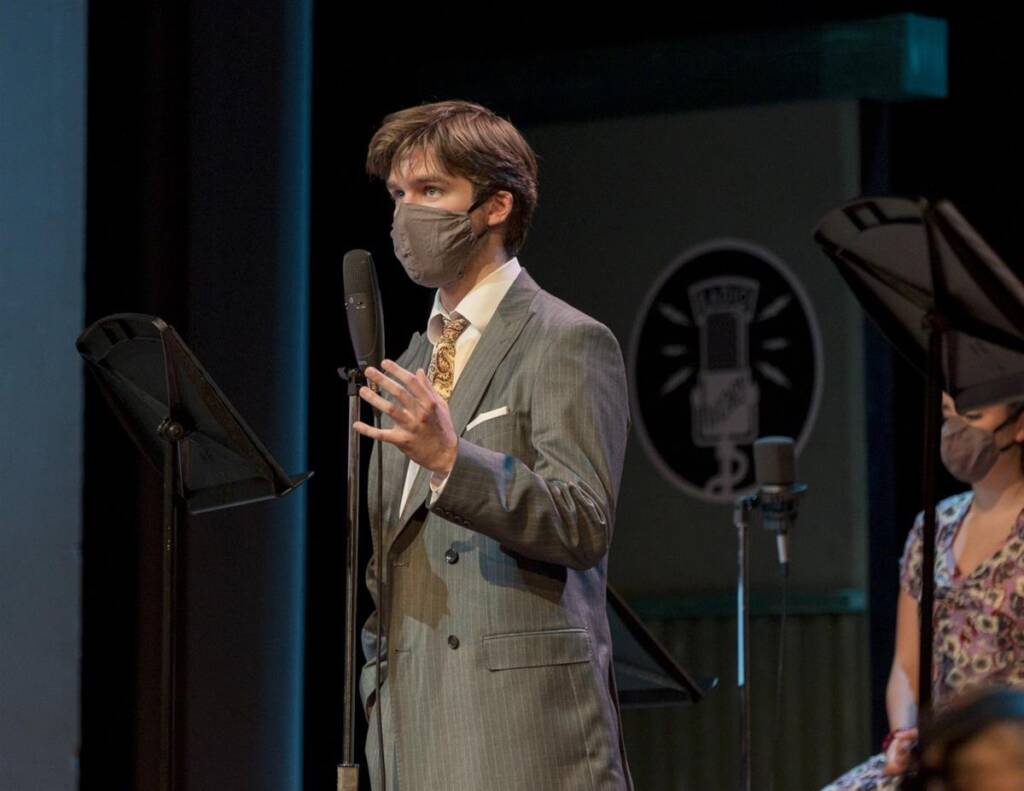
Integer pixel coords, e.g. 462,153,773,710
428,470,450,504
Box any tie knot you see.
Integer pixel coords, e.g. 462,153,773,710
441,315,470,342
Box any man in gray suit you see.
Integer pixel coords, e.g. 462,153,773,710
353,100,633,790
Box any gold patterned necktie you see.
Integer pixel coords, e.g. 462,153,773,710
428,315,470,401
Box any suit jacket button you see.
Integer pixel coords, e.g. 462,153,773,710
445,548,459,564
448,635,460,650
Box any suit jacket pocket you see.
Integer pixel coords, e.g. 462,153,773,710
465,405,510,432
463,409,516,443
483,627,592,670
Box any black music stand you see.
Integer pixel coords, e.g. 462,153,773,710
814,197,1024,717
77,313,312,791
608,585,712,707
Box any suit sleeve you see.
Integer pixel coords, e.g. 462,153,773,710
428,320,630,570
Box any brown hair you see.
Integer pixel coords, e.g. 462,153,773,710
366,100,539,255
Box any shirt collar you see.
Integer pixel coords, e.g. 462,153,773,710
427,257,522,343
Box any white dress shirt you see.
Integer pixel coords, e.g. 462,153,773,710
397,257,522,516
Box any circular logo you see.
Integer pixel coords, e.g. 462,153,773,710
630,239,823,503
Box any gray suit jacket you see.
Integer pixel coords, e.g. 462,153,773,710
360,269,633,790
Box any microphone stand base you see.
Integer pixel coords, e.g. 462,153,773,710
337,764,360,791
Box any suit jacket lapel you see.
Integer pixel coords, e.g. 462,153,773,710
446,269,539,435
389,269,540,545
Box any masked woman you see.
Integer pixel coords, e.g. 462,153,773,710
824,395,1024,790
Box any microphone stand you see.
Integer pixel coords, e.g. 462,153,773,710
338,367,366,791
732,481,807,791
733,494,757,791
337,368,387,791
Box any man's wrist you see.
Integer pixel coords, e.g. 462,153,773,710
430,439,459,486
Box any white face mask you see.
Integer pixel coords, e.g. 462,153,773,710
390,198,488,288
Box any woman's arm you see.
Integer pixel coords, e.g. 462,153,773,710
886,588,921,730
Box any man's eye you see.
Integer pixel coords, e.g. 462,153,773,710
425,187,441,196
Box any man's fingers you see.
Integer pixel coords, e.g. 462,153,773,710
354,420,408,449
382,359,434,402
415,367,438,395
359,385,402,419
353,420,385,440
364,366,416,410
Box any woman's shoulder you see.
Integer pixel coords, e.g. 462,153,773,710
911,491,973,533
903,491,972,563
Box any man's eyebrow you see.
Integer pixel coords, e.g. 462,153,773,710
386,173,452,191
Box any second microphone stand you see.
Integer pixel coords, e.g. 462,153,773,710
732,476,805,791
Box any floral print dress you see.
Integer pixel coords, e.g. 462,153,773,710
822,492,1024,790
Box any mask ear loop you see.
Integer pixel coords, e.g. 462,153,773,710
464,191,496,245
466,191,493,214
994,404,1024,453
445,192,495,282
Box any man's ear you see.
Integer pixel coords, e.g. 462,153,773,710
485,190,514,228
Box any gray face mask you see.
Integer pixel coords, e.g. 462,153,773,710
390,198,488,288
940,412,1020,483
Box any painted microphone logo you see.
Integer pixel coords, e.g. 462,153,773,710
688,278,760,496
631,241,822,504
